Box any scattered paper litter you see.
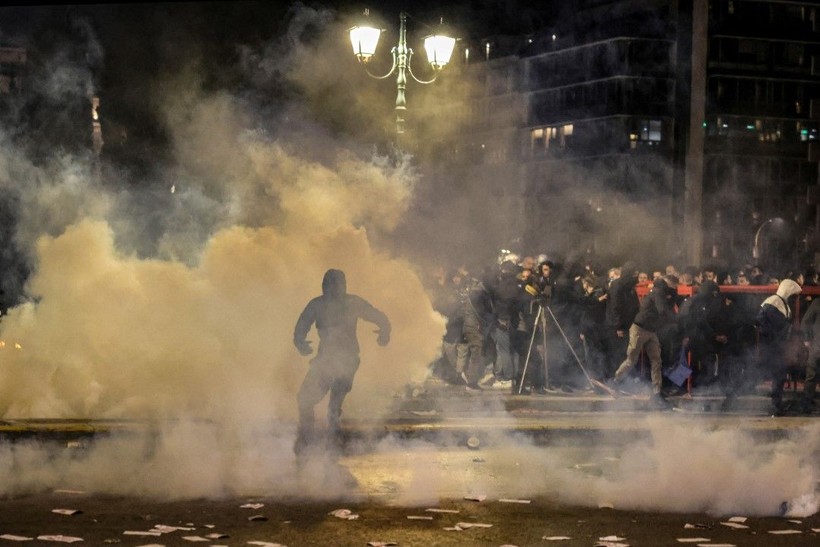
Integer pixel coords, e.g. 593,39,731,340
247,542,286,547
35,536,84,543
594,543,629,547
329,509,359,520
698,544,735,547
181,537,209,542
454,522,493,529
542,536,571,541
248,514,268,522
123,531,162,537
425,508,459,514
788,519,802,524
677,539,711,543
720,522,749,529
51,509,82,516
813,528,820,532
53,489,86,495
599,537,626,542
241,503,265,510
498,498,531,504
684,523,710,529
464,495,486,502
367,542,398,547
407,515,433,520
727,516,747,523
767,529,801,534
0,535,33,541
151,525,195,533
205,533,228,539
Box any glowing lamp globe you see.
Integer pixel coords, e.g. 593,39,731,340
423,33,456,69
349,24,382,63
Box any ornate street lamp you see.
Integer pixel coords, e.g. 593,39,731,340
349,9,456,138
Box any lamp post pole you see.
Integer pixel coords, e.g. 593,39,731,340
395,12,408,136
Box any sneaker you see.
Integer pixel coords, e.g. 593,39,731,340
465,383,483,393
479,372,496,386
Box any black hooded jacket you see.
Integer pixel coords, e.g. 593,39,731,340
293,269,391,359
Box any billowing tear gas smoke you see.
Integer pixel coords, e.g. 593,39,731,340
0,5,817,516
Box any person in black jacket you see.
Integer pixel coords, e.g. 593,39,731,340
604,261,640,379
680,280,729,389
292,269,391,453
579,274,608,381
486,261,520,387
756,278,802,415
612,275,679,408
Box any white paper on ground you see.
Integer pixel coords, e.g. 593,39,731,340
329,509,359,520
464,495,486,502
498,498,531,504
684,523,710,529
425,508,459,513
35,536,84,543
542,536,571,541
181,537,209,542
205,533,228,539
767,529,801,534
599,536,626,541
151,525,195,533
51,509,82,516
0,535,33,541
406,516,433,520
593,542,629,547
698,544,735,547
123,531,163,537
248,514,268,521
455,522,493,529
676,538,710,543
367,542,398,546
727,516,747,523
241,503,265,509
247,542,286,547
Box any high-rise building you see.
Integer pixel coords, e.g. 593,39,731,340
419,0,820,273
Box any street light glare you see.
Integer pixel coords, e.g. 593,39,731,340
349,24,381,62
423,34,456,69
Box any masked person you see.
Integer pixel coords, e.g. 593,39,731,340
756,278,802,415
292,269,390,454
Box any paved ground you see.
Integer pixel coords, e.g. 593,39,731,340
0,378,817,545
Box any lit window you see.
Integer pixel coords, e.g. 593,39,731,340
637,119,662,142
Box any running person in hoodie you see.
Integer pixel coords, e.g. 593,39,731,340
293,269,391,453
756,278,802,415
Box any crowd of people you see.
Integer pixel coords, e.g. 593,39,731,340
425,253,819,415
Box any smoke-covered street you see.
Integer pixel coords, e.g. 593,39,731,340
0,440,819,546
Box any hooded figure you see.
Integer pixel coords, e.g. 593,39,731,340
756,278,802,413
292,269,390,453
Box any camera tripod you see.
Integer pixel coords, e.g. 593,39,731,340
517,301,616,396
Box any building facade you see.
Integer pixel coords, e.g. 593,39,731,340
419,0,820,273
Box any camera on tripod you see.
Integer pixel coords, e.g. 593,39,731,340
535,285,552,305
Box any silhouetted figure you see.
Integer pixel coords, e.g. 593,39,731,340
292,269,390,454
